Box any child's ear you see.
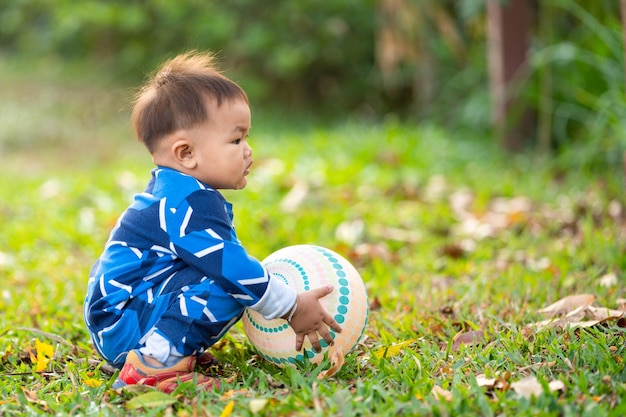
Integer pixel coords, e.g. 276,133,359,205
171,139,197,169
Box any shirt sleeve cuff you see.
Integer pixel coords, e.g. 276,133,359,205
249,271,297,320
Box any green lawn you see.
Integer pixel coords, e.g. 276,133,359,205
0,61,624,416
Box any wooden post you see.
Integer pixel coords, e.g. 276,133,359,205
487,0,532,151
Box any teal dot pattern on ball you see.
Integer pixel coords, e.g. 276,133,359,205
245,309,290,334
315,246,351,335
242,244,369,367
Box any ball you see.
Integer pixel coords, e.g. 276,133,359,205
242,244,369,366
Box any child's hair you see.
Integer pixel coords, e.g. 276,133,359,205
131,50,248,153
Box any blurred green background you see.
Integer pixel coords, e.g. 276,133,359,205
1,0,625,172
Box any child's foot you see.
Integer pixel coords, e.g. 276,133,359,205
112,350,218,393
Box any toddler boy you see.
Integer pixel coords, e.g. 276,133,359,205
84,51,341,393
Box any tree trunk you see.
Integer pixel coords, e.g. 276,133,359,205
487,0,533,151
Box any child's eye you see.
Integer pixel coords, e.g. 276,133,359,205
232,138,241,145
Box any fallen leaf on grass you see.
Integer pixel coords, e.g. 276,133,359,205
220,389,250,401
475,375,496,388
450,329,488,352
373,339,418,359
597,273,617,288
30,339,54,372
586,305,626,321
83,377,102,388
220,399,235,417
369,296,382,312
317,348,345,379
20,387,51,412
537,294,595,316
511,377,541,398
431,385,452,401
510,376,565,399
531,304,625,330
548,380,566,392
1,345,11,362
438,243,466,259
475,372,511,391
248,398,268,413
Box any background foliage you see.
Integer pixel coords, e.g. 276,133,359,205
1,0,625,170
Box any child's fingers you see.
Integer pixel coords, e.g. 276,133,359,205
308,333,322,352
310,284,334,299
319,328,335,347
295,333,305,351
324,312,343,333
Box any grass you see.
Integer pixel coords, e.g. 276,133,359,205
0,58,625,416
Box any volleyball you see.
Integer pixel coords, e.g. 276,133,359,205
242,245,369,366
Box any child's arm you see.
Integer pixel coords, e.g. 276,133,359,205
284,285,343,352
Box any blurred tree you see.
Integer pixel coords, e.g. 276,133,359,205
0,0,377,113
0,0,624,169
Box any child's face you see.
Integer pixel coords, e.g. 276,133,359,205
186,98,253,190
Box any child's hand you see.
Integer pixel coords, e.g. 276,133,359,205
286,285,343,352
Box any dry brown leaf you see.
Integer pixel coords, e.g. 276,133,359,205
548,380,566,393
317,348,345,379
585,305,625,321
369,296,382,312
219,388,250,401
475,372,516,391
248,399,269,413
496,371,512,390
22,388,39,403
451,195,533,240
450,329,488,351
21,387,50,411
511,376,541,398
475,375,496,389
531,304,625,330
438,243,466,259
597,273,618,288
431,385,452,401
537,294,595,316
510,376,565,398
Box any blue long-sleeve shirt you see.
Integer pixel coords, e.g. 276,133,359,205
85,167,295,341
